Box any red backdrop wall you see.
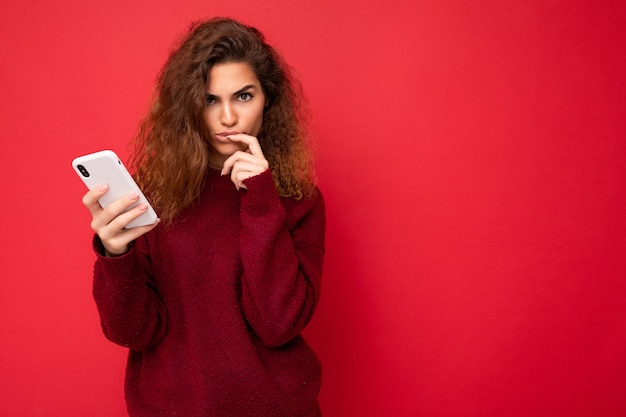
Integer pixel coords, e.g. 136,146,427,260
1,1,625,416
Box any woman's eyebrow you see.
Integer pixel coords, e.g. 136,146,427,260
232,85,257,96
205,85,258,97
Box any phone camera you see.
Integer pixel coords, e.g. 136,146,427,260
77,164,90,178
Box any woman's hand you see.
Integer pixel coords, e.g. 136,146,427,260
221,133,269,190
82,185,160,256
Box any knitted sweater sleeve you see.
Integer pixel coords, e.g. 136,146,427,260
239,170,326,347
91,236,167,351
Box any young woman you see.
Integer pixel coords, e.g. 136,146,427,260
81,17,325,417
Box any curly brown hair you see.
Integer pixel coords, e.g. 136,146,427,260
129,17,317,223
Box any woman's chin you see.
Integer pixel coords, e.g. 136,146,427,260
209,143,246,165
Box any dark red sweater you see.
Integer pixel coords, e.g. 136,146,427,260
92,169,325,416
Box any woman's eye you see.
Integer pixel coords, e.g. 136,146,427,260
238,93,253,102
205,94,216,105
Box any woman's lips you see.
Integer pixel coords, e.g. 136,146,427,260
214,131,240,142
215,130,240,136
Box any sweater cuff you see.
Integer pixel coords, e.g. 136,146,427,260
241,169,285,218
92,234,141,281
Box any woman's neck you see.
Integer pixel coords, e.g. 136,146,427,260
207,152,226,170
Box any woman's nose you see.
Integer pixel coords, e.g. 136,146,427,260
220,103,237,127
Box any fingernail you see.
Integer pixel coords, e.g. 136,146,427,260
138,203,148,211
129,192,139,201
97,184,108,193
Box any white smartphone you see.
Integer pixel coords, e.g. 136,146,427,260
72,150,158,228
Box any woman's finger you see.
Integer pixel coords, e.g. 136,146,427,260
100,214,160,256
229,160,266,190
90,192,141,231
85,191,159,256
225,133,265,158
82,184,109,217
222,150,268,176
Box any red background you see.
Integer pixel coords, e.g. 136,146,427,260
1,1,625,416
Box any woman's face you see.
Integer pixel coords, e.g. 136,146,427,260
203,62,266,167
